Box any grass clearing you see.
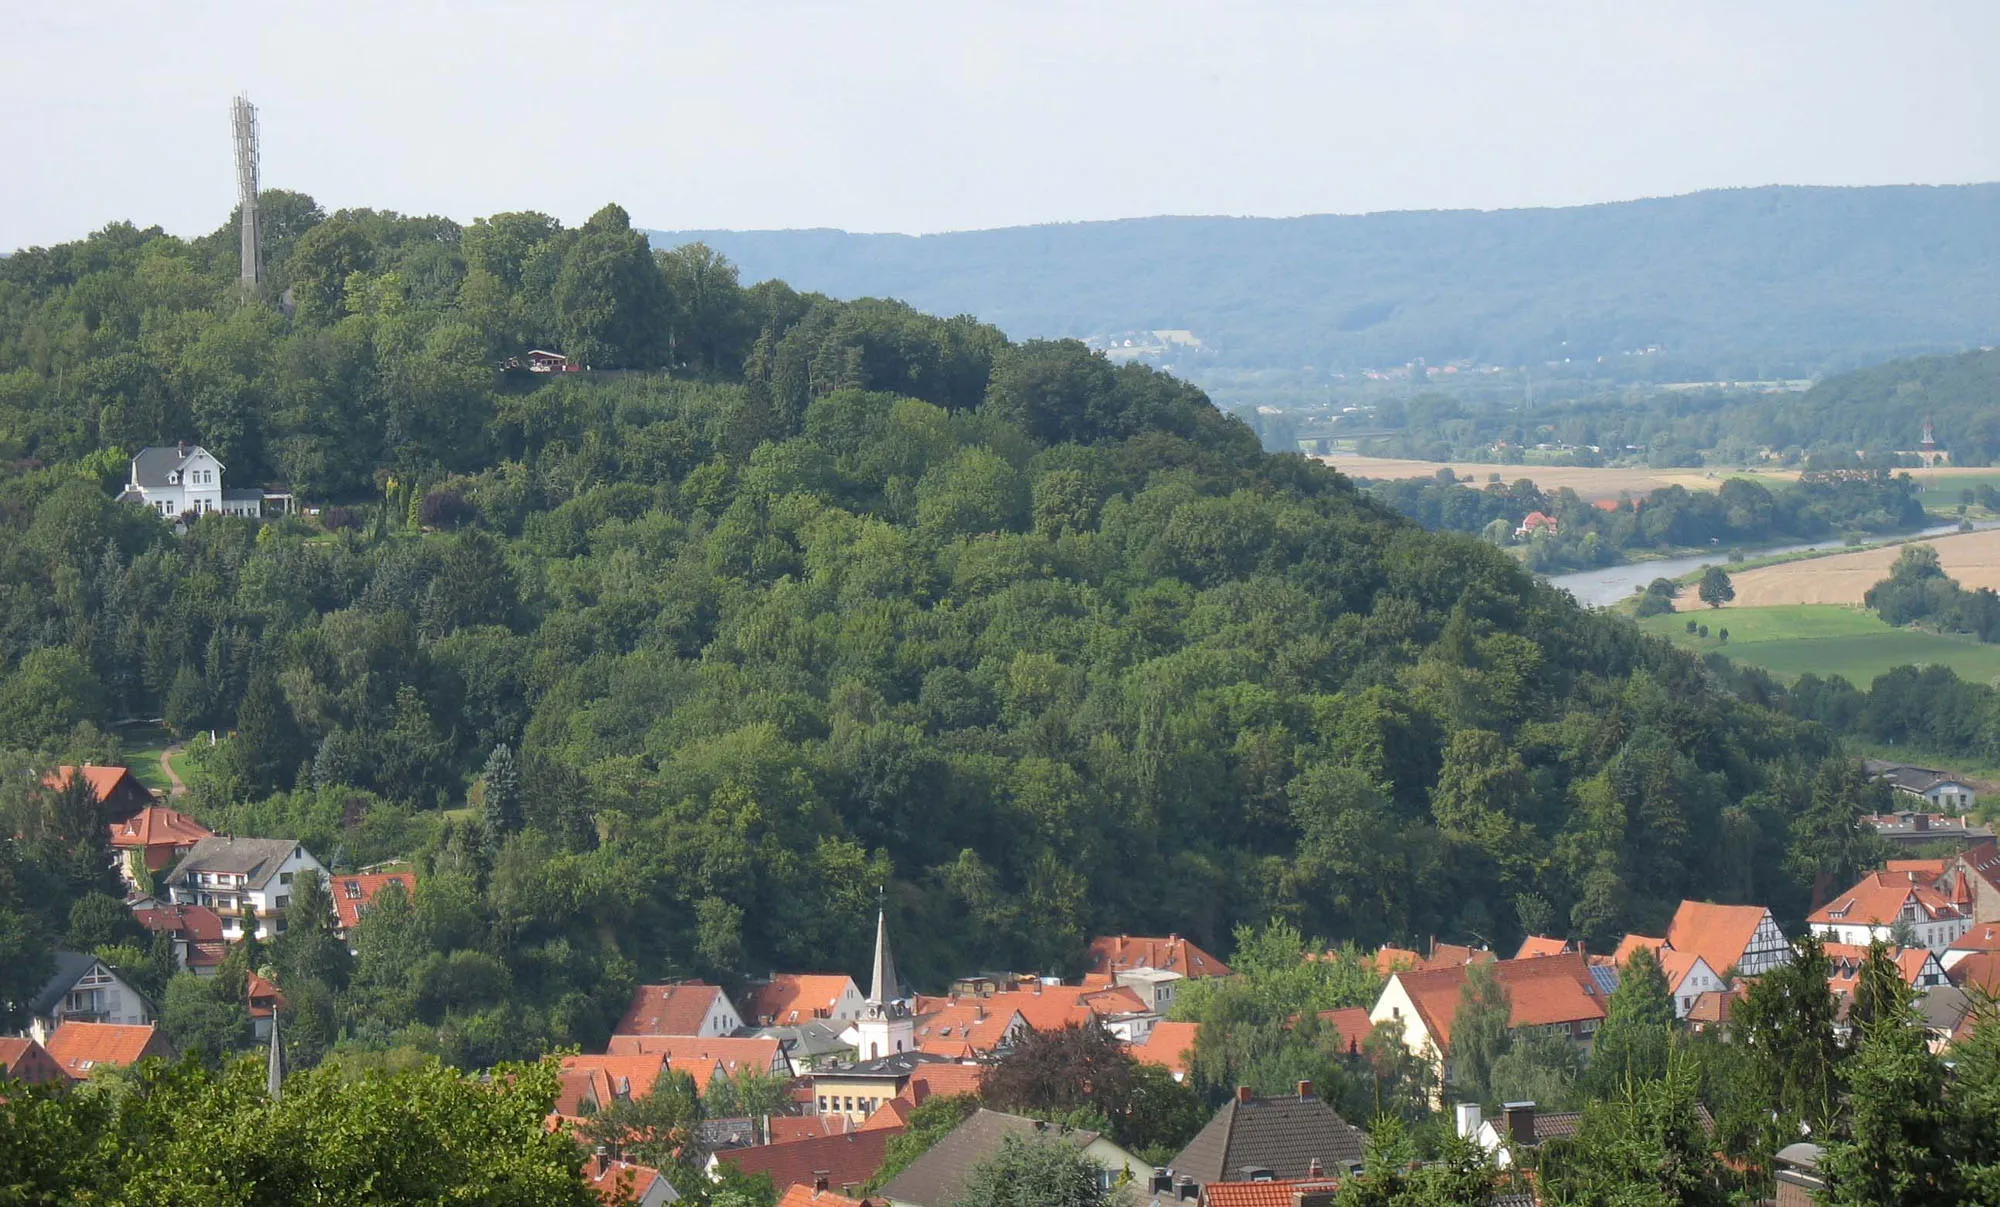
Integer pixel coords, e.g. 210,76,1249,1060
1637,604,2000,686
118,723,174,794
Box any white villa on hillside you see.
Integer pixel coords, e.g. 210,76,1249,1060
117,444,287,519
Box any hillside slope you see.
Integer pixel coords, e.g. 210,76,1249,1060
651,184,2000,377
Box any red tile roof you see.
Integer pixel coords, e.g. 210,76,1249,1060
1085,934,1233,979
1201,1179,1344,1207
718,1128,899,1197
900,1062,987,1104
1372,941,1497,975
133,902,224,942
47,765,143,804
42,1023,171,1078
1370,946,1422,976
748,975,859,1025
911,1002,1022,1058
1612,934,1666,964
603,1034,785,1084
616,983,732,1036
0,1037,68,1085
774,1184,872,1207
1809,872,1965,928
1949,951,2000,996
1667,902,1776,976
1513,936,1576,959
1824,944,1939,992
771,1114,854,1143
1132,1020,1200,1078
107,806,213,869
857,1097,915,1132
1388,953,1604,1048
556,1054,670,1114
246,971,287,1019
1953,923,2000,954
1685,985,1749,1026
583,1155,669,1206
1318,1008,1374,1057
330,871,418,931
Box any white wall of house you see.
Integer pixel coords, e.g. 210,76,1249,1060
1736,913,1794,975
1369,975,1438,1064
28,961,152,1043
1812,914,1970,953
699,991,743,1037
1669,959,1725,1018
170,847,328,941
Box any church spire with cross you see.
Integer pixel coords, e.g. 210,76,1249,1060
855,887,912,1060
869,889,899,1006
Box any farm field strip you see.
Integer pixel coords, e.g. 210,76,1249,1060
1723,527,2000,607
1637,604,2000,686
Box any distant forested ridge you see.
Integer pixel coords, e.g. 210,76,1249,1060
0,196,1891,1066
651,184,2000,378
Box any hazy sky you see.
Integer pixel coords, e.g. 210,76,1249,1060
7,1,1998,250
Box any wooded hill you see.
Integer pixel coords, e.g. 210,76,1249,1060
0,196,1887,1066
651,184,2000,379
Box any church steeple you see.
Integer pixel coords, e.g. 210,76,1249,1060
869,899,898,1006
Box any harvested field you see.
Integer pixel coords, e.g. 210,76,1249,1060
1317,455,1786,502
1724,528,2000,607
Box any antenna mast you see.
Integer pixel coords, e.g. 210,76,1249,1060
231,95,262,294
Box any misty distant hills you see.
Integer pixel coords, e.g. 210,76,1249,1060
650,184,2000,380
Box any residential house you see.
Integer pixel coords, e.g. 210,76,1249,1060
614,982,744,1038
1085,934,1233,980
878,1109,1150,1207
1774,1143,1826,1207
1862,809,1992,848
811,1051,952,1123
1938,843,2000,923
1947,950,2000,997
108,805,214,889
1196,1176,1342,1207
1685,986,1749,1035
1807,871,1970,952
908,1000,1025,1059
24,953,153,1043
1455,1099,1712,1171
1947,922,2000,971
1368,941,1495,976
775,1183,878,1207
1513,936,1579,959
1133,1019,1200,1081
604,1034,795,1082
752,1019,856,1072
717,1128,900,1201
1823,943,1949,996
554,1053,672,1120
45,764,153,824
41,1022,172,1080
117,443,271,519
1166,1083,1368,1194
1611,936,1725,1018
583,1151,679,1207
247,971,287,1041
1515,511,1558,538
162,836,327,941
1865,760,1979,814
329,870,419,938
747,974,868,1027
132,902,227,975
1369,952,1605,1089
1317,1007,1375,1058
1114,967,1186,1014
1914,984,1977,1054
0,1036,68,1085
1666,901,1791,976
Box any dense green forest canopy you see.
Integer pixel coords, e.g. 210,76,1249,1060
0,194,1890,1068
652,184,2000,380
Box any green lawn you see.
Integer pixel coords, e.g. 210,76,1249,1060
1638,605,2000,686
119,724,175,794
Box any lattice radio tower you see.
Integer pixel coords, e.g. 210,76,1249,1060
231,95,262,294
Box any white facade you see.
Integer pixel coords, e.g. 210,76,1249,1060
120,446,264,519
1731,912,1794,976
1812,913,1971,954
166,843,328,941
1116,968,1185,1013
27,959,152,1044
1665,957,1726,1019
695,991,744,1037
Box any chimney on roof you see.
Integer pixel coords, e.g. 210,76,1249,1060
1455,1102,1483,1140
1917,814,1931,832
1236,1085,1253,1104
1150,1170,1174,1194
1308,1157,1324,1177
1178,1176,1200,1201
178,441,187,457
1503,1102,1537,1146
592,1146,608,1177
813,1172,830,1192
1296,1080,1313,1099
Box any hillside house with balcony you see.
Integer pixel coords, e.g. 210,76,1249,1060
162,836,326,941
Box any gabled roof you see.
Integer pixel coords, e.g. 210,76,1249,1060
1085,934,1233,979
166,836,310,891
1667,902,1778,975
246,971,287,1019
900,1061,987,1103
1822,943,1939,991
47,764,145,802
1386,953,1604,1048
1318,1008,1373,1057
877,1110,1104,1207
604,1034,785,1083
1685,985,1749,1026
1133,1019,1200,1077
1951,923,2000,954
770,1114,853,1143
0,1037,68,1085
1612,934,1666,964
108,805,213,849
1948,951,2000,996
749,974,860,1025
42,1023,170,1077
720,1128,898,1198
858,1097,914,1132
329,871,417,931
616,983,734,1036
583,1155,672,1206
556,1054,669,1114
1201,1179,1343,1207
133,903,225,941
774,1185,872,1207
131,445,226,488
28,952,105,1018
1809,872,1964,927
1171,1089,1368,1185
911,1001,1021,1057
1513,936,1576,959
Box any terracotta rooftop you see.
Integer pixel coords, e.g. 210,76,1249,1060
1953,923,2000,954
857,1096,914,1132
770,1114,854,1143
1667,902,1777,976
330,871,417,931
1132,1019,1200,1078
911,1001,1021,1057
1513,936,1577,959
108,805,212,852
1685,985,1749,1026
615,982,732,1037
1949,951,2000,996
1612,934,1666,964
555,1054,669,1114
0,1036,68,1085
46,764,143,804
773,1185,873,1207
1085,934,1233,979
748,974,859,1026
42,1023,170,1078
1201,1179,1344,1207
899,1061,988,1104
719,1128,898,1198
1809,871,1964,927
603,1034,785,1085
1388,952,1604,1048
1318,1007,1374,1057
582,1154,669,1207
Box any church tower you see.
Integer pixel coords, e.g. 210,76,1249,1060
853,900,912,1060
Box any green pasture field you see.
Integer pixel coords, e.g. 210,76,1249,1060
1636,604,2000,686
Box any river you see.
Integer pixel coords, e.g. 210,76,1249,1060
1546,520,2000,608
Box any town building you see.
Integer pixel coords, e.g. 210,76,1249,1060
1808,871,1971,952
1938,843,2000,923
852,907,913,1061
23,953,154,1043
116,443,282,519
132,902,227,975
108,805,213,890
614,982,744,1038
1865,760,1979,814
0,1036,68,1085
162,836,327,941
1368,952,1605,1088
603,1034,794,1081
1084,933,1233,980
1132,1019,1200,1082
582,1151,678,1207
41,1022,172,1080
811,1051,951,1124
717,1128,899,1201
774,1182,877,1207
46,764,153,824
1166,1082,1368,1193
747,974,868,1026
877,1109,1149,1207
1665,901,1792,977
1610,936,1726,1018
329,870,419,938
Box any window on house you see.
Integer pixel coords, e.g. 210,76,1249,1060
280,872,292,886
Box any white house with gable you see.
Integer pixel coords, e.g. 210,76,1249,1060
117,444,273,519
